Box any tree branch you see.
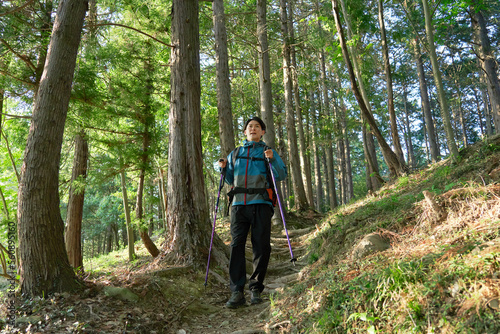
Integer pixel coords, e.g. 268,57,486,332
86,23,174,48
86,125,139,136
1,112,32,120
0,0,35,17
0,39,37,72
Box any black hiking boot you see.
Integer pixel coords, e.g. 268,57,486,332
250,289,263,305
226,291,246,308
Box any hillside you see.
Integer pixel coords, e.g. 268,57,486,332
268,135,500,333
1,135,499,333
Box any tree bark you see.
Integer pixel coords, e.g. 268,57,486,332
158,168,167,230
257,0,275,150
454,78,468,147
257,0,282,221
316,18,338,209
135,41,160,258
332,0,406,178
213,0,236,157
402,87,416,169
288,0,313,208
65,131,88,269
470,2,500,133
136,168,159,258
17,0,87,298
279,0,308,210
166,0,227,268
33,1,54,97
480,70,493,136
421,0,459,159
318,53,338,209
339,0,384,186
119,170,135,261
339,102,353,202
411,37,440,162
344,124,354,201
377,0,405,164
310,91,324,211
332,69,353,203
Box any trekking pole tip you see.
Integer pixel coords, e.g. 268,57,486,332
291,258,297,266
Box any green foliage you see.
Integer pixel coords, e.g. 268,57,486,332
270,138,500,333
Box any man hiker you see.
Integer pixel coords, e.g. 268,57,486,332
218,116,287,308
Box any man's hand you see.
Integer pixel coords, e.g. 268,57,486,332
264,149,273,160
218,158,227,168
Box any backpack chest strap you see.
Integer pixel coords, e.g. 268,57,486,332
228,187,267,195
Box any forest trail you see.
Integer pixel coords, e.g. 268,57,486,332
177,215,317,334
2,211,319,334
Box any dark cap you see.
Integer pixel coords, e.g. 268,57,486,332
244,116,266,131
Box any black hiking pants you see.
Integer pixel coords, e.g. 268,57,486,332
229,204,273,293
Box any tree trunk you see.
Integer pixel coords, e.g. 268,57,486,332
455,79,468,147
336,131,346,204
166,0,228,269
135,42,159,258
136,168,159,258
339,0,384,185
339,101,353,202
288,0,313,208
65,131,88,269
480,71,493,136
96,234,101,256
411,37,440,162
377,0,405,164
343,121,354,201
213,0,235,157
119,170,135,261
422,0,459,159
158,168,167,230
105,224,112,254
310,91,324,212
317,42,337,209
471,3,500,133
257,0,275,150
363,124,384,191
257,0,282,222
17,0,87,298
279,0,308,210
321,150,330,203
332,0,406,178
275,101,289,213
33,1,54,96
332,69,352,204
403,87,416,169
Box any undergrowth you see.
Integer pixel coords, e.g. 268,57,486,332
269,136,500,333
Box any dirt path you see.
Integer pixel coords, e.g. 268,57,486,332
171,222,314,334
2,215,317,334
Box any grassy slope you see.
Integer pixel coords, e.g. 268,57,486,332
268,136,500,333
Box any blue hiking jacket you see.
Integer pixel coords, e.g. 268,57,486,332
223,140,287,206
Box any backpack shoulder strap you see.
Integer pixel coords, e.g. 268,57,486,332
231,146,241,167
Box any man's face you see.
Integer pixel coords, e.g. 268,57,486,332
244,120,265,142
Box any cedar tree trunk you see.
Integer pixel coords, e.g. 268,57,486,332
17,0,87,298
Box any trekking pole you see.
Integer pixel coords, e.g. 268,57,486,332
265,150,297,266
204,164,226,287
